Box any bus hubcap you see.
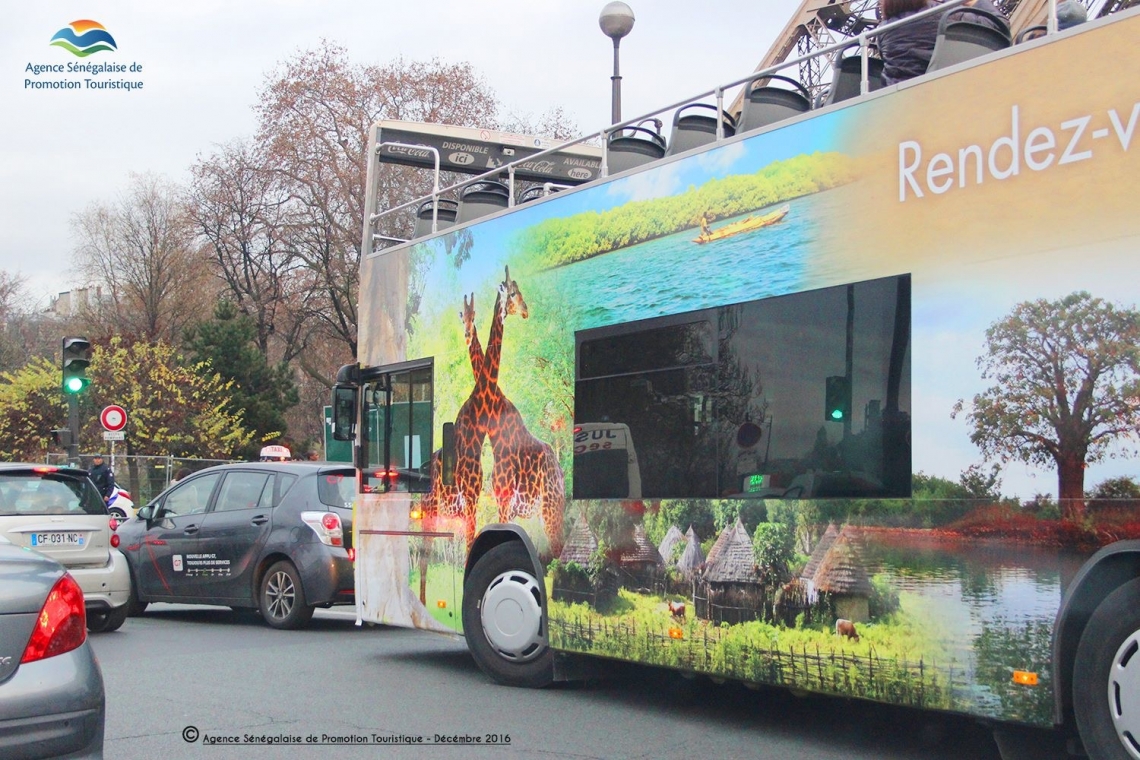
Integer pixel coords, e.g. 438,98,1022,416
1109,630,1140,759
480,569,544,662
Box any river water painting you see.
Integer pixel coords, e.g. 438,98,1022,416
539,191,843,332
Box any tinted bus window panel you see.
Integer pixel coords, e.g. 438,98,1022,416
574,275,911,500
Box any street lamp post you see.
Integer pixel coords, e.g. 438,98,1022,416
599,2,635,125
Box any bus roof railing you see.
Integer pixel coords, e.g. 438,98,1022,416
368,0,1088,249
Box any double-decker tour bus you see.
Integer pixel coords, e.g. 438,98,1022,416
332,2,1140,755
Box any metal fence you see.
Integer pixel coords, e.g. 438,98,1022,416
45,453,239,505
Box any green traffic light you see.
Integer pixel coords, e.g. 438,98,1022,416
830,408,844,420
64,376,86,393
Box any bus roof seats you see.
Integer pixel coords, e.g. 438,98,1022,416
1015,25,1048,44
663,103,736,157
411,198,458,239
925,7,1011,74
605,125,667,175
455,180,510,225
518,185,564,204
822,52,884,107
737,74,811,134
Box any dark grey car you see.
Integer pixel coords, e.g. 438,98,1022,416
0,537,105,759
115,462,355,629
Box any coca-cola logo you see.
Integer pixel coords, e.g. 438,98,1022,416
568,168,593,180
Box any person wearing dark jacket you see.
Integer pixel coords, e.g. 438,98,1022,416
878,0,942,84
89,455,116,502
878,0,1009,85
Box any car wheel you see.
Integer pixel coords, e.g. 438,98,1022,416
108,507,127,526
260,561,315,630
1074,578,1140,760
462,541,553,688
87,604,128,633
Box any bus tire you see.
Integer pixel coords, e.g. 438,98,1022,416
1073,577,1140,760
462,541,553,688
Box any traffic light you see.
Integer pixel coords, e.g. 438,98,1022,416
825,375,850,422
61,337,92,394
51,428,73,448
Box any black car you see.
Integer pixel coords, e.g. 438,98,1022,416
115,462,355,629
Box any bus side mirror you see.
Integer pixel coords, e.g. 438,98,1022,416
441,422,456,487
331,385,357,442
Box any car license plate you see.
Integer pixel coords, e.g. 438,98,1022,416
31,532,85,547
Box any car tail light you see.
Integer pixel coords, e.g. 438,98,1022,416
301,511,343,547
110,532,120,548
22,573,86,663
347,548,355,562
119,489,131,499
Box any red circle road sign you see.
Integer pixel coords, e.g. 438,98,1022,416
100,405,127,432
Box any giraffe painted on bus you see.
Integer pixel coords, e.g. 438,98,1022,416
477,267,566,558
421,293,487,547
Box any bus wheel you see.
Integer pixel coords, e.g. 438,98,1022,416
1073,577,1140,760
462,541,553,688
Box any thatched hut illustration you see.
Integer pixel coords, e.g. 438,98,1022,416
657,524,684,565
559,513,597,566
704,522,734,568
675,526,705,581
695,519,764,624
553,513,611,605
800,522,840,598
617,525,663,591
811,532,872,623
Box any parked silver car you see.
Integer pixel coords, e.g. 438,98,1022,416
0,537,106,758
0,463,131,632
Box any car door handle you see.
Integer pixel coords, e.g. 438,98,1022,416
183,525,199,535
250,515,269,526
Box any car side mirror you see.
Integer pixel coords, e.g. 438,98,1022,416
137,504,155,520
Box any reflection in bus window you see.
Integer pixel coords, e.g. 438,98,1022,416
574,275,911,500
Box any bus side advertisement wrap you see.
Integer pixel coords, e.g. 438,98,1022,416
353,12,1140,734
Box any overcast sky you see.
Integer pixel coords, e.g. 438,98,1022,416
0,0,802,306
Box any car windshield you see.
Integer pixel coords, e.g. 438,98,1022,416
317,470,356,509
0,471,106,516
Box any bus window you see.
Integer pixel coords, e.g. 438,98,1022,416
362,364,433,494
574,275,911,500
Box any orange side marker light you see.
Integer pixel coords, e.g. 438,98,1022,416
668,627,684,640
1012,670,1038,685
437,600,447,609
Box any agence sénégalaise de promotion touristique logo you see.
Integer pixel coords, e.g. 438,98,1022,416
25,19,145,91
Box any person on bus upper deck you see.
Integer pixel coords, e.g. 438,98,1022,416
1055,0,1088,29
877,0,943,84
878,0,1009,84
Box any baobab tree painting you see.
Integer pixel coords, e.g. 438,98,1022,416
953,292,1140,521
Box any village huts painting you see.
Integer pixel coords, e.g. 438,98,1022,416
696,519,765,624
704,522,734,567
553,513,603,605
675,526,705,581
618,525,663,591
800,522,840,594
811,532,872,623
657,525,684,565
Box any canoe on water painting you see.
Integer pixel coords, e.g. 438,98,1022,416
693,204,790,244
